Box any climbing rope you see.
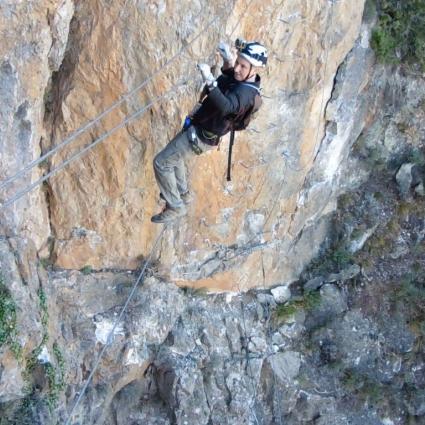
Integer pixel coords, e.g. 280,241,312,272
64,224,167,425
0,14,222,194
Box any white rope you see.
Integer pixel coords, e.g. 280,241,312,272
0,14,221,192
64,225,167,425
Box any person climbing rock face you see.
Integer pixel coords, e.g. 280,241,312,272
151,38,268,223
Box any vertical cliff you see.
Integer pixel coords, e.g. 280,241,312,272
0,1,75,249
2,0,365,291
1,1,424,424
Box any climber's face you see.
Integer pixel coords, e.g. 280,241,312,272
234,55,255,81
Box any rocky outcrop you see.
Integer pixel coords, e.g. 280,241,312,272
4,215,423,425
0,1,75,250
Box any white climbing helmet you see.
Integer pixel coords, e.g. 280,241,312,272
236,39,268,67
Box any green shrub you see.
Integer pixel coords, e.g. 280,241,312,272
371,0,425,70
331,248,353,269
342,368,386,404
275,291,322,321
305,245,354,277
24,341,66,411
275,302,298,320
0,276,22,360
79,265,93,275
46,342,66,409
393,273,425,312
303,291,322,310
0,281,17,346
38,288,49,330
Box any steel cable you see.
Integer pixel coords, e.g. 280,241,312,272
0,13,222,193
0,82,186,209
63,224,167,425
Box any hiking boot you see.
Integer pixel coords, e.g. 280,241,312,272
159,191,193,205
151,205,187,223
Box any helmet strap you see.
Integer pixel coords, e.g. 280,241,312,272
243,64,254,82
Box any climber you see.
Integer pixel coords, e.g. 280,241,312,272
151,38,267,223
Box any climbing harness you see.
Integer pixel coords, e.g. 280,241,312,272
187,126,203,155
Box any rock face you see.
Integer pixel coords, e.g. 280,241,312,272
1,1,425,425
3,232,423,425
0,1,73,248
1,0,366,291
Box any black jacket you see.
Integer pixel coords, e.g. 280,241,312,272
192,67,261,137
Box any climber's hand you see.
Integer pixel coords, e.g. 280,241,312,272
197,63,215,85
217,42,233,63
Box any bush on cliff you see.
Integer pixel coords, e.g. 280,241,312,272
371,0,425,71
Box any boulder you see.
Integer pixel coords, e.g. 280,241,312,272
396,163,415,197
271,285,291,304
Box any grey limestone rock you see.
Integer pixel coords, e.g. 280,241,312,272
304,276,324,291
268,351,301,382
128,277,185,347
256,293,277,308
396,163,415,197
271,285,292,304
415,182,424,196
0,237,44,403
327,264,361,283
305,284,348,330
348,224,378,253
292,393,337,423
405,389,425,417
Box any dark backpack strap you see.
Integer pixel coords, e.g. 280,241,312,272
227,129,235,181
239,82,261,94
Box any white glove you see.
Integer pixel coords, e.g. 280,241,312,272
217,42,233,62
197,63,215,85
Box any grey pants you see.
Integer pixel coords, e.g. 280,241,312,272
153,126,213,209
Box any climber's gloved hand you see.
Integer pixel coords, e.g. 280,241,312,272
217,42,233,63
197,63,215,86
235,37,247,50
